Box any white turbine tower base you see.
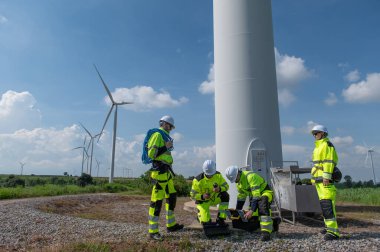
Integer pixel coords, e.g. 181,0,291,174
213,0,283,208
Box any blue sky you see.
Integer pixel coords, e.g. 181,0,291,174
0,0,379,182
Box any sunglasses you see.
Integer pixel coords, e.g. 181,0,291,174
313,131,321,136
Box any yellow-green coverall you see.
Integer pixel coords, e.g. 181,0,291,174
190,172,229,223
311,137,340,237
236,171,273,234
147,128,177,234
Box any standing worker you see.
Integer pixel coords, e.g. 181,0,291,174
310,125,340,240
147,115,183,241
225,166,274,241
190,160,230,226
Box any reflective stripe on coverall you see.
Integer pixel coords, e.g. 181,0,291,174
237,171,273,233
311,137,340,237
190,171,229,223
147,128,177,234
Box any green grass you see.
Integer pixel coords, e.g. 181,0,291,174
0,184,104,200
337,187,380,206
0,173,191,200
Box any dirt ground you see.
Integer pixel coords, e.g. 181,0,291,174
36,194,380,233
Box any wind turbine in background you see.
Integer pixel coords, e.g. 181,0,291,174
72,136,89,175
94,64,133,183
19,162,26,175
80,123,101,176
365,144,377,185
95,158,101,177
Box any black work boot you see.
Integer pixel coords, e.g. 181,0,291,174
216,218,228,227
167,223,184,232
150,233,164,241
320,228,327,234
324,232,339,241
260,231,271,242
272,217,281,232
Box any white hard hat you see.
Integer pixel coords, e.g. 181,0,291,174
225,165,239,183
159,115,175,128
311,124,328,136
202,160,216,176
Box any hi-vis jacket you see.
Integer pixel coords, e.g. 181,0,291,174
311,137,338,182
237,171,270,202
191,172,229,202
147,127,173,165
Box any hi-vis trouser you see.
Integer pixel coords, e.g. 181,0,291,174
196,191,229,223
315,183,340,237
148,162,177,234
237,189,273,233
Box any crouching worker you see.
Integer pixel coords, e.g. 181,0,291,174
225,165,274,241
191,160,230,227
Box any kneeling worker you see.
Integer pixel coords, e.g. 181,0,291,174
225,166,274,241
190,160,230,226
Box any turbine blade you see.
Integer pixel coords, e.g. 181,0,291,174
93,64,115,104
117,101,133,105
98,105,114,142
79,122,92,137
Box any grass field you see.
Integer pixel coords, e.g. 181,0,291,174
1,174,379,206
0,173,190,200
337,187,380,206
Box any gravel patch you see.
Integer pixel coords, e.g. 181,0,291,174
0,194,379,251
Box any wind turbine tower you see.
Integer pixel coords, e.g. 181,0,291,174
213,0,283,207
72,136,89,175
19,162,26,175
80,123,101,176
367,148,377,185
94,65,133,183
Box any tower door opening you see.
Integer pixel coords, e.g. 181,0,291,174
246,138,268,180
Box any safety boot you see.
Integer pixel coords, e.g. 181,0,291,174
324,232,339,241
260,231,271,242
150,233,163,241
320,228,327,234
167,223,184,232
216,218,228,227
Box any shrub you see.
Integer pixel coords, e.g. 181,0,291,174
103,183,128,193
77,173,93,187
4,175,25,188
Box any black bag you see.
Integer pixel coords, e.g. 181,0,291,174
332,166,342,183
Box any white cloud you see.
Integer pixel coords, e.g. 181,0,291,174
331,136,354,147
0,15,8,24
354,145,369,155
0,125,84,175
275,48,313,87
0,90,42,133
198,64,215,94
171,132,183,142
105,86,188,111
342,73,380,103
345,69,360,82
278,88,296,107
199,49,313,101
281,126,296,136
275,49,313,107
282,144,308,156
324,92,338,106
193,145,216,159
